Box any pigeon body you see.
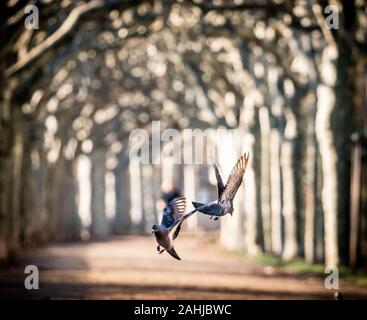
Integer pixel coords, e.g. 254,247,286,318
193,153,249,220
152,196,195,260
192,201,227,217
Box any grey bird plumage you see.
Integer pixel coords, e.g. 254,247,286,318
152,196,196,260
192,153,250,220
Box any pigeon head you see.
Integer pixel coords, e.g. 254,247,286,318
151,224,159,233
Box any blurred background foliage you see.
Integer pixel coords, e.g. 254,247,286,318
0,0,367,271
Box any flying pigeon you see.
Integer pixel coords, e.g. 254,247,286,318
192,153,250,220
152,196,196,260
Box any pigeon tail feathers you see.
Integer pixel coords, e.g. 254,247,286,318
192,201,205,209
167,247,181,260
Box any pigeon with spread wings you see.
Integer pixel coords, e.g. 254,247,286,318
152,196,196,260
192,153,250,220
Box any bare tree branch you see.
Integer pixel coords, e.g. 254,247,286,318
5,0,105,77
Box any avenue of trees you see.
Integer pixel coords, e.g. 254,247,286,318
0,0,366,268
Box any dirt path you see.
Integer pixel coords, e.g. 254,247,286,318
1,235,367,299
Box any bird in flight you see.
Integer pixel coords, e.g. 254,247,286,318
152,196,196,260
192,153,250,220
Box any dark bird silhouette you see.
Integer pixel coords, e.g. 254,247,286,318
192,153,250,220
152,196,196,260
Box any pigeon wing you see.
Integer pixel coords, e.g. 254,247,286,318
220,153,249,202
172,224,182,240
213,164,225,200
170,209,197,239
161,196,186,229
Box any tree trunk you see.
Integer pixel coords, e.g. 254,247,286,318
349,139,361,267
270,128,282,255
141,164,157,233
0,115,13,259
220,130,245,251
314,154,325,263
113,153,131,234
315,38,353,265
304,112,317,263
32,146,47,243
259,106,272,253
90,149,109,239
7,111,23,257
281,109,298,260
54,158,81,241
129,160,145,232
267,63,284,257
19,128,36,245
241,94,261,255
